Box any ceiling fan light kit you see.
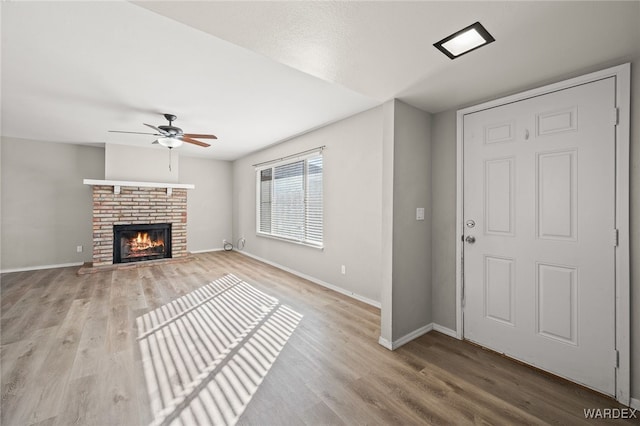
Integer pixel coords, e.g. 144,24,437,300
109,113,216,149
156,137,183,148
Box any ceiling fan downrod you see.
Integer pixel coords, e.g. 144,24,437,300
164,113,177,126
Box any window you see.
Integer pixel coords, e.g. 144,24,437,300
257,153,323,247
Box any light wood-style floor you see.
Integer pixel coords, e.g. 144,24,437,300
1,251,635,425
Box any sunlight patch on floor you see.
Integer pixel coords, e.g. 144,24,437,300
136,274,303,425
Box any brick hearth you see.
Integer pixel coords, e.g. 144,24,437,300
90,185,188,266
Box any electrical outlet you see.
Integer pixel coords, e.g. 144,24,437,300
76,245,83,253
341,265,346,275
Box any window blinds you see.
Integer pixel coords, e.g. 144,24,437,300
257,154,323,247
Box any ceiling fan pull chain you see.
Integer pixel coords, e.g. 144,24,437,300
169,148,172,171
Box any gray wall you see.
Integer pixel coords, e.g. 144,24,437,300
430,109,457,330
380,100,395,340
232,107,384,304
390,100,432,339
180,156,233,252
0,137,104,270
0,139,235,270
106,144,234,252
105,143,179,183
429,57,640,400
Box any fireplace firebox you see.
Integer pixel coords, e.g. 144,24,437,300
113,223,172,264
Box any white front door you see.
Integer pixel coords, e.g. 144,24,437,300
462,77,616,395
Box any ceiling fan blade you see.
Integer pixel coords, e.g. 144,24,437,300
144,123,169,135
180,136,211,147
108,130,160,136
183,133,217,140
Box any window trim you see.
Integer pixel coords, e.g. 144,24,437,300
255,151,323,249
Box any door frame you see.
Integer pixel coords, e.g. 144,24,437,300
455,63,631,404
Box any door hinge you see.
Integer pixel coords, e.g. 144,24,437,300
612,107,619,126
613,228,619,247
614,349,620,368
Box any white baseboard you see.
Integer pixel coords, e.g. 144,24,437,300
190,248,225,254
379,323,459,351
379,323,434,350
432,323,458,338
631,397,640,410
237,250,381,309
393,323,434,349
1,262,84,274
378,336,393,350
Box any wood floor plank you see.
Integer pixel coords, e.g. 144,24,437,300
68,304,109,380
421,335,606,424
304,371,393,425
53,375,100,426
1,252,635,425
105,303,131,354
29,298,91,423
1,276,36,317
1,326,59,426
97,350,140,426
29,416,56,426
301,401,345,426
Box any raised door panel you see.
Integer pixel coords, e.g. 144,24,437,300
484,256,515,326
484,158,515,236
536,263,578,346
537,150,577,241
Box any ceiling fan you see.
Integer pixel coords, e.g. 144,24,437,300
109,113,217,148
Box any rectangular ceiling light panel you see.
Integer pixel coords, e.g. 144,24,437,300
434,22,495,59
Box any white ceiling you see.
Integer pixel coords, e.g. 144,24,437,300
2,1,639,160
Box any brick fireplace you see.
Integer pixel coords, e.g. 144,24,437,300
86,181,192,267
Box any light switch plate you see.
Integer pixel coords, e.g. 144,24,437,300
416,208,425,221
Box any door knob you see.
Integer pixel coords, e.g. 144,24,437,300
465,235,476,244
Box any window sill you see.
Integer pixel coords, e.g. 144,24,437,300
256,233,324,250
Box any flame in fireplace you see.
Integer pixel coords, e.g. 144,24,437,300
128,232,164,253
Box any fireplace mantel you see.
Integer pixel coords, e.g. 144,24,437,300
83,179,194,196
